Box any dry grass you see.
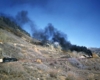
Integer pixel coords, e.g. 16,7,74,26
0,27,100,80
49,70,58,78
0,62,25,74
0,62,27,80
0,29,17,43
66,71,85,80
0,43,22,58
92,53,99,58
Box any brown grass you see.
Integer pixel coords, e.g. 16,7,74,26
92,53,99,58
49,70,58,78
66,71,85,80
0,62,26,80
0,62,25,74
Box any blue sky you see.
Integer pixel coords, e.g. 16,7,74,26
0,0,100,48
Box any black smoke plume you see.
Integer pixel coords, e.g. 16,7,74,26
70,45,93,57
32,23,92,56
32,23,71,50
15,10,37,35
0,11,92,56
52,31,71,50
16,11,30,26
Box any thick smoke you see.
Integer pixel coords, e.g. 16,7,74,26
0,10,92,56
0,11,30,27
15,10,37,34
52,31,71,50
33,23,56,41
32,23,71,50
0,10,37,36
32,23,92,56
16,11,30,26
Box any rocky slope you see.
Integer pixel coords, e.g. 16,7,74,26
0,19,100,80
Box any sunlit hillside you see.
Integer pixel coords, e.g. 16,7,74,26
0,16,100,80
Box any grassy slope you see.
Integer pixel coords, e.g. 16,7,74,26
0,28,100,80
0,18,100,80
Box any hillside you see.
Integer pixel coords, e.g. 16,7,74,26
89,48,100,57
0,17,100,80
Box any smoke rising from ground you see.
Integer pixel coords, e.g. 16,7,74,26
15,10,37,34
0,11,71,50
32,23,71,50
16,11,30,26
0,11,92,56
